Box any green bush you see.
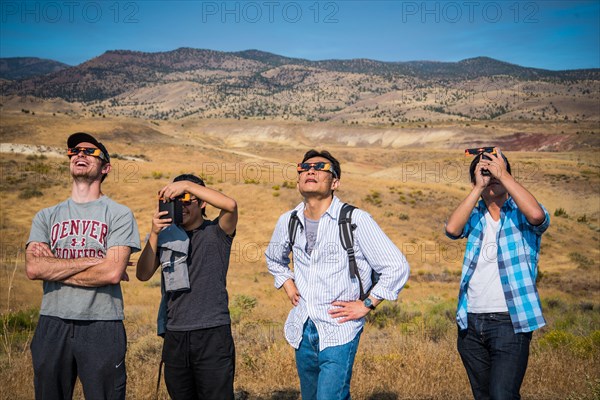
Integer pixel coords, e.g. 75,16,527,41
1,308,39,353
0,308,38,335
19,187,43,199
569,252,593,269
229,295,258,324
539,330,600,358
423,313,453,342
366,303,421,329
554,208,569,218
364,190,382,207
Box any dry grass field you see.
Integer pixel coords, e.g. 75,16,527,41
0,104,598,399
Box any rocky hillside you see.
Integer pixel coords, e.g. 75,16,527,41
1,48,598,123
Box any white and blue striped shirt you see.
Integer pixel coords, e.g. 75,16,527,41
266,196,410,350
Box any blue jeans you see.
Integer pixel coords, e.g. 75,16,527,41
295,319,362,400
457,312,532,400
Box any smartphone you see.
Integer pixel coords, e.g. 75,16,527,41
158,199,183,225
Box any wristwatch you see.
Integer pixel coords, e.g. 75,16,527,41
363,298,376,310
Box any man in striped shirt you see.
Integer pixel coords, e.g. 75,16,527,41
445,148,550,399
266,149,410,400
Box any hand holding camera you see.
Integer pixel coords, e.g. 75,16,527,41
158,193,191,226
465,147,497,176
465,147,506,178
465,147,508,188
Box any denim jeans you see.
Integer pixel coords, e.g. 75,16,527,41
295,319,362,400
457,312,532,400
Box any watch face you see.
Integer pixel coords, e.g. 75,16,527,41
364,298,374,309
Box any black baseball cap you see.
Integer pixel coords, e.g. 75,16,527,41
67,132,110,163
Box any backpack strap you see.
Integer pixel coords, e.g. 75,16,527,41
288,210,301,248
338,204,368,300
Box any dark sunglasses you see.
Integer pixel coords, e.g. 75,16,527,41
68,147,107,161
297,162,337,178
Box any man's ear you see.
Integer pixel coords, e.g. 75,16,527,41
331,178,340,191
102,163,112,175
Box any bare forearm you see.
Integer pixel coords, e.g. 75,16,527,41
446,187,483,236
136,232,160,281
500,175,545,225
26,253,99,281
186,182,237,212
62,246,131,287
62,261,124,287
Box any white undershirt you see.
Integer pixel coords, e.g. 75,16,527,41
467,212,508,313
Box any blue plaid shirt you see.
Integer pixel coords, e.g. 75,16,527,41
447,197,550,333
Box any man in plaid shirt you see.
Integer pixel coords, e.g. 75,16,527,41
445,148,550,399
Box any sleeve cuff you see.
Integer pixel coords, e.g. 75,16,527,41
274,273,294,289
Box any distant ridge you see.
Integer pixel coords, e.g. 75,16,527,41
0,57,70,80
0,48,597,123
2,48,597,83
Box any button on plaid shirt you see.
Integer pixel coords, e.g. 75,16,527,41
446,197,550,333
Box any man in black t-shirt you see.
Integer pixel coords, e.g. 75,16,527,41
136,174,238,400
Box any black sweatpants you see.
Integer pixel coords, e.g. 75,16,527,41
30,315,127,400
162,325,235,400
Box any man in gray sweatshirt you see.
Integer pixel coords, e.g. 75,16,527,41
26,132,140,399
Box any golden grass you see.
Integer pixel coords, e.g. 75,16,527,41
1,110,599,399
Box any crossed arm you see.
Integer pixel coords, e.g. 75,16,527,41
26,242,131,287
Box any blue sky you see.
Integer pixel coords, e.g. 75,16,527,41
1,1,599,70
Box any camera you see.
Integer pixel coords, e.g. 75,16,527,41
158,193,191,225
465,147,496,176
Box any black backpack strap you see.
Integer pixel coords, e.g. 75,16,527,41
338,204,367,300
288,210,301,248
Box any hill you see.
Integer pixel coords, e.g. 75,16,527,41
0,48,598,124
0,110,598,399
0,57,70,80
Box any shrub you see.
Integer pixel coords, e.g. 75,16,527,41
366,303,421,329
151,171,163,180
0,308,38,336
538,330,599,358
364,190,382,207
19,187,43,199
423,313,453,342
554,208,569,218
569,252,593,269
230,295,258,324
544,297,567,310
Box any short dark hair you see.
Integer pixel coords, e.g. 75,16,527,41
302,149,341,179
173,174,206,216
469,153,512,184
